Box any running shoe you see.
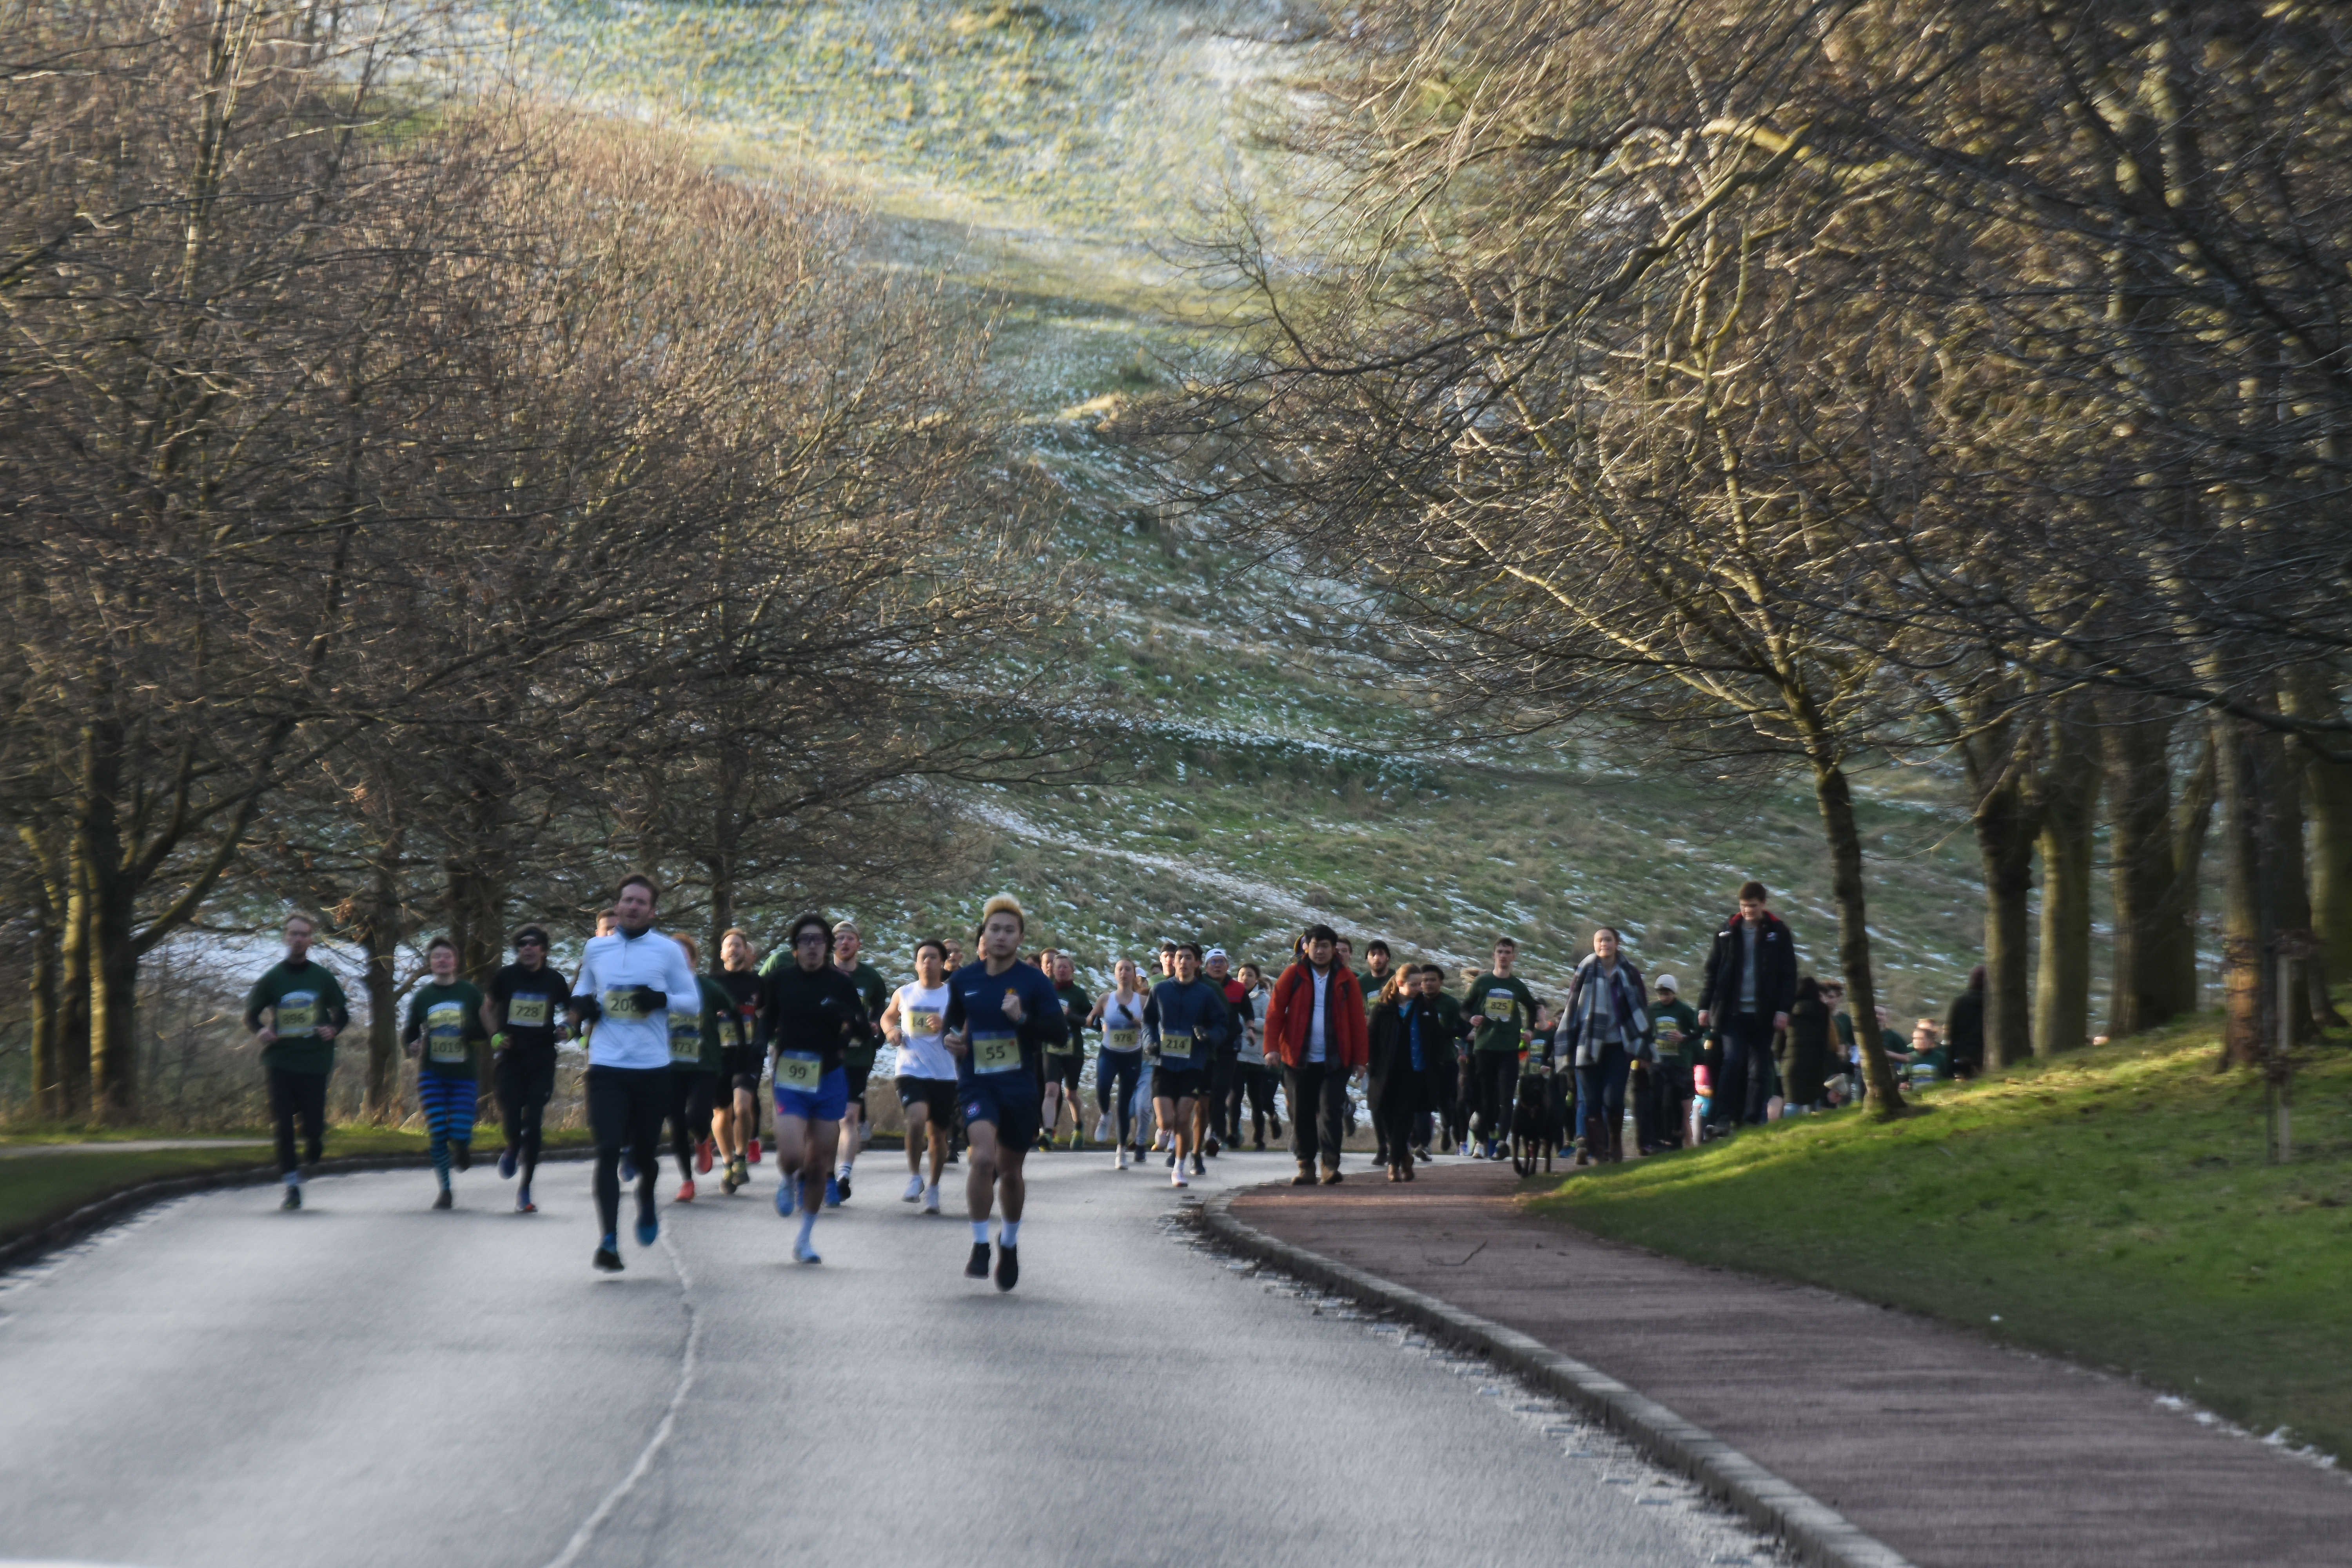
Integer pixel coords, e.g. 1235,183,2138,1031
775,1181,796,1219
994,1243,1019,1292
1035,1131,1054,1153
676,1178,697,1203
793,1237,822,1265
720,1162,741,1196
1190,1151,1206,1176
903,1173,926,1203
1269,1118,1283,1138
1171,1170,1188,1189
922,1183,941,1214
838,1170,852,1201
747,1137,762,1164
1094,1114,1112,1141
635,1216,659,1247
432,1189,453,1210
517,1187,536,1214
1204,1136,1221,1157
826,1175,846,1207
965,1241,992,1279
1114,1149,1129,1170
498,1146,518,1180
280,1185,301,1211
696,1139,714,1174
593,1243,624,1273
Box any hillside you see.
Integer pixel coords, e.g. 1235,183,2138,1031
495,0,1996,1008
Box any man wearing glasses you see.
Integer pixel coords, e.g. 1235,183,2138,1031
485,924,570,1213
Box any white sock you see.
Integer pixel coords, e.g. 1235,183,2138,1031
1001,1220,1022,1247
838,1157,853,1177
971,1220,991,1244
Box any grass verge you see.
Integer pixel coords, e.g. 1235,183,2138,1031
0,1127,592,1244
1529,1021,2352,1462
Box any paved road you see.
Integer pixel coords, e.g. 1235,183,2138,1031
0,1150,1769,1568
0,1140,269,1159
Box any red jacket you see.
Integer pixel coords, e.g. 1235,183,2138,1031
1264,961,1368,1070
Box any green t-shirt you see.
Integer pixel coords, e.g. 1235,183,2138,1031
1051,982,1093,1055
1462,972,1538,1053
405,980,487,1079
668,975,729,1073
245,960,351,1076
839,962,888,1069
1650,997,1701,1069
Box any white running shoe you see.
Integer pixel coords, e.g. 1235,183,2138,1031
1171,1170,1188,1188
921,1183,941,1214
1114,1149,1129,1170
1094,1114,1112,1141
1152,1130,1172,1152
903,1173,926,1203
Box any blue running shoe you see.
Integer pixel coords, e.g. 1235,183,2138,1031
498,1146,518,1180
793,1238,822,1265
774,1181,796,1219
635,1216,659,1248
825,1176,843,1208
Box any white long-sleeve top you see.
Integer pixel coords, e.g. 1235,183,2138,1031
572,928,701,1071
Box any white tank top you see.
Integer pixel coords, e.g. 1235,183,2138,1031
1098,991,1146,1054
892,982,956,1080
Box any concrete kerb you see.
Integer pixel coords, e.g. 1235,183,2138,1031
1200,1189,1918,1568
0,1147,596,1277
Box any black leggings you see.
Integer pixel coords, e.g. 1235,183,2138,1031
1474,1052,1519,1143
587,1065,666,1238
267,1065,328,1176
668,1071,717,1178
1234,1063,1277,1141
495,1048,557,1184
1095,1050,1142,1146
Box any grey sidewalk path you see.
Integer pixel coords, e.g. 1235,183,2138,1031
0,1139,269,1158
1232,1160,2352,1568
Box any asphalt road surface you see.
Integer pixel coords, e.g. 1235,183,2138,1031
0,1148,1774,1568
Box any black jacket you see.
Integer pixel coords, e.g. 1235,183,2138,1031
1367,997,1448,1110
1698,911,1799,1019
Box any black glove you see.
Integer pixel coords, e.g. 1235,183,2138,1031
571,994,603,1023
631,984,666,1013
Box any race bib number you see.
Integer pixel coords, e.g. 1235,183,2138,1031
669,1016,702,1063
1103,1027,1139,1052
907,1008,944,1040
506,995,551,1028
274,994,317,1036
1483,992,1517,1023
426,1002,468,1063
776,1053,823,1091
971,1031,1023,1074
718,1013,742,1049
602,987,652,1023
1160,1034,1194,1062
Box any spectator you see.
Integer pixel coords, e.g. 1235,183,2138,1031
1697,881,1799,1131
1366,965,1432,1182
1819,979,1858,1081
1563,927,1651,1165
1778,976,1835,1112
1264,924,1368,1186
1944,967,1986,1078
1645,973,1699,1152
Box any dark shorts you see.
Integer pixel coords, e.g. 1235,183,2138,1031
1045,1049,1084,1094
960,1072,1041,1152
896,1075,957,1125
843,1061,873,1107
720,1045,762,1093
775,1062,849,1123
1153,1064,1207,1102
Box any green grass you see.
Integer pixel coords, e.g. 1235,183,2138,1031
0,1127,592,1242
1531,1024,2352,1460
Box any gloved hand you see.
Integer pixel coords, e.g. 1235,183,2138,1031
571,994,603,1023
631,985,666,1013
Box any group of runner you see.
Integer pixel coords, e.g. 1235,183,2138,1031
243,875,1821,1288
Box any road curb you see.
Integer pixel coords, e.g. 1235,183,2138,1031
0,1147,594,1278
1200,1189,1918,1568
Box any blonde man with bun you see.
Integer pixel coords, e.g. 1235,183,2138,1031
942,894,1067,1291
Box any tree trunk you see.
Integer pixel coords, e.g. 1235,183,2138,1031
79,709,140,1124
2034,703,2099,1055
2161,730,2217,1018
1810,759,1904,1114
360,854,405,1123
1973,772,2038,1071
2212,710,2303,1066
27,902,60,1120
56,856,92,1120
2100,694,2183,1036
2281,668,2352,983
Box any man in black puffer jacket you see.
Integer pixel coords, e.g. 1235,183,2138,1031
1697,880,1799,1131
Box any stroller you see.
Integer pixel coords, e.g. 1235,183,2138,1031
1510,1053,1564,1176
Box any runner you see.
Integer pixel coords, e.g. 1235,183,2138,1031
759,912,873,1263
942,894,1066,1290
829,919,889,1205
402,936,488,1210
1414,963,1461,1161
664,932,728,1201
882,938,958,1212
1200,948,1251,1156
1041,952,1093,1150
1231,961,1280,1150
1145,942,1230,1186
1087,958,1148,1169
1263,924,1368,1186
484,924,568,1213
1147,939,1180,1154
711,929,763,1194
243,913,349,1210
1463,939,1539,1160
570,875,700,1272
